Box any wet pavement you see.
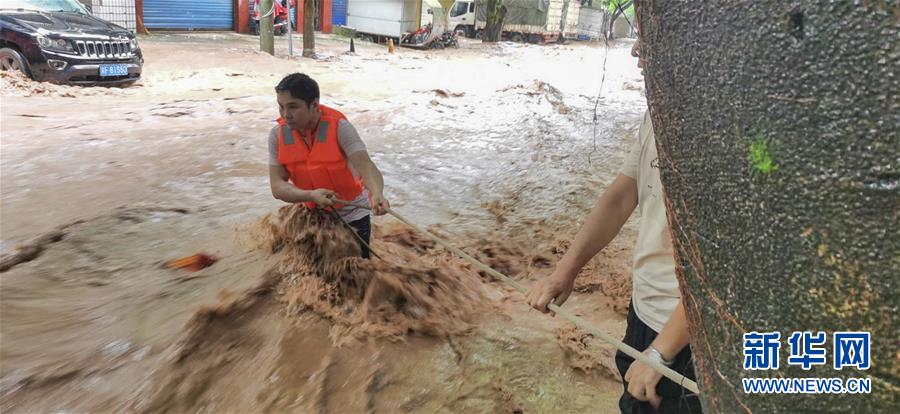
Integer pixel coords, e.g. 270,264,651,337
1,32,647,412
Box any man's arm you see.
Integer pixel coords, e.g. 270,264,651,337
624,300,691,407
556,173,639,279
347,151,384,197
651,300,691,361
338,119,390,215
347,151,390,215
526,173,639,313
269,164,336,206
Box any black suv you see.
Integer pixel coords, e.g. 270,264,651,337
0,0,142,85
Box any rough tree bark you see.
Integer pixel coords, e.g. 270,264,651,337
260,0,275,55
636,1,898,412
483,0,507,42
302,0,316,58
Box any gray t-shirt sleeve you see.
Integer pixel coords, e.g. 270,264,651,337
267,126,280,166
337,119,367,156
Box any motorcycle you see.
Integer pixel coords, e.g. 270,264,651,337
435,30,459,49
400,24,459,49
250,0,296,36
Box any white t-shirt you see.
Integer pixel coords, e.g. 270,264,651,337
268,119,370,222
619,111,680,333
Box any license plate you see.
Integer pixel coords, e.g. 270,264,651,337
99,64,128,77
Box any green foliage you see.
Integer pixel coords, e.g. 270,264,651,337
606,0,634,18
748,132,779,175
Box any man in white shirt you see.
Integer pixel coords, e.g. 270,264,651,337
525,40,701,414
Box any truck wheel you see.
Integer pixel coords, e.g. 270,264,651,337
510,33,524,43
0,47,32,78
455,25,474,38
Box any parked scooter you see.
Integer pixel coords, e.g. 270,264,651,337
400,24,459,49
401,24,433,46
433,30,459,49
250,0,296,36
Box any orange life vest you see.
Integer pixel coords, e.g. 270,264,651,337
277,105,364,209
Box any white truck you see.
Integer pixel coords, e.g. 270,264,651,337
446,0,477,38
440,0,579,43
346,0,421,41
420,0,474,36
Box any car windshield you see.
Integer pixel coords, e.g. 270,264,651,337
1,0,87,13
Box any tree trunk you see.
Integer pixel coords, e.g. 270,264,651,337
260,0,275,55
636,1,898,412
438,0,455,33
302,0,316,58
557,0,570,43
483,0,506,42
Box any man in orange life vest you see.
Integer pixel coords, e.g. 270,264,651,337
268,73,390,258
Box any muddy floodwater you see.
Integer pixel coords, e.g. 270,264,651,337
1,33,647,413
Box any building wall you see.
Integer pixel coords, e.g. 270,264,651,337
83,0,137,31
577,7,606,40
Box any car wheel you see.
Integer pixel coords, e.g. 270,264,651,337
0,47,32,78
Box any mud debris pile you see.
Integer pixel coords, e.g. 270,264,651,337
253,205,492,341
0,71,137,98
132,205,500,412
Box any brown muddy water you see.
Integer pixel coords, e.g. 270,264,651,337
1,33,646,413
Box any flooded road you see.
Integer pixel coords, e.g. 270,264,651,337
1,33,646,412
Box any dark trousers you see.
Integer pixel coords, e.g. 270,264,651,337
615,302,702,414
347,215,371,259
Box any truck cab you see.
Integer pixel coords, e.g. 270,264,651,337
448,1,476,38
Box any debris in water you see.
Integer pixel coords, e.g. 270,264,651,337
416,88,465,98
556,324,620,382
166,253,219,272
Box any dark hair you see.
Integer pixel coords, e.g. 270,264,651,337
275,73,319,106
